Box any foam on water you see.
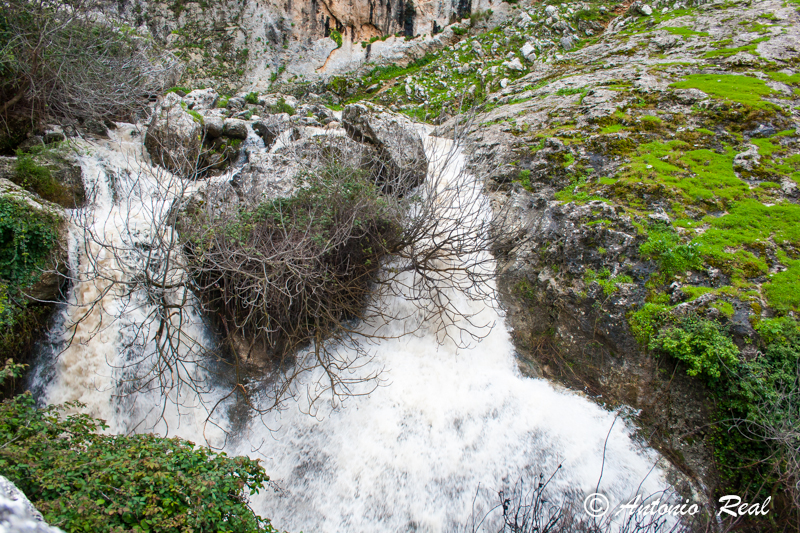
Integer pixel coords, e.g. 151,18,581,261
34,124,670,532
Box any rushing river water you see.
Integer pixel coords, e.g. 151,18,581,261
31,123,672,532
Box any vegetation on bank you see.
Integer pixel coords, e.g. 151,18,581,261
0,0,177,153
0,363,278,532
0,194,61,373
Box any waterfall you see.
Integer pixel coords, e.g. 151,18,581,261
31,123,673,532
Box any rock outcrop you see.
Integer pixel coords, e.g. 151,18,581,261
0,475,64,533
144,93,202,176
343,103,428,194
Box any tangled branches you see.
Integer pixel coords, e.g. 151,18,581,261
0,0,180,145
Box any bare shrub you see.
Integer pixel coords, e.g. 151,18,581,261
0,0,180,143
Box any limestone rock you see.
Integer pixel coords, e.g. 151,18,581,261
204,116,224,138
342,103,428,194
144,93,202,176
183,88,219,110
0,475,64,533
222,118,249,140
733,144,760,171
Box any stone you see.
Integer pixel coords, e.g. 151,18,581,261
503,57,524,71
222,118,249,140
544,4,559,17
144,93,202,176
226,96,245,112
733,144,760,171
204,116,224,138
183,88,219,110
0,475,65,533
43,126,65,145
342,103,428,195
471,41,484,57
560,35,577,50
521,42,537,62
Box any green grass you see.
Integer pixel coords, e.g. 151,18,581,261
670,74,778,109
664,26,709,37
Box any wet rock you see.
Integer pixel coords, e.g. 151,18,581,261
144,93,202,176
204,116,224,138
0,475,64,533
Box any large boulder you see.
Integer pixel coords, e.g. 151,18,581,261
342,103,428,195
144,93,202,177
0,475,64,533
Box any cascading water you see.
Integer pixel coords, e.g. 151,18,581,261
32,123,673,532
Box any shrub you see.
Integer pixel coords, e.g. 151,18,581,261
0,393,277,533
245,91,259,105
648,315,739,379
0,0,179,136
183,162,403,361
329,28,343,48
268,96,295,116
639,224,703,276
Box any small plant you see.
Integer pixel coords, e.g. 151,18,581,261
330,28,343,49
244,91,259,105
268,96,295,116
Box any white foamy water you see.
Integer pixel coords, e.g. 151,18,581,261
34,123,671,532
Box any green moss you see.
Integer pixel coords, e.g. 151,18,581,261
694,200,800,283
711,299,736,318
670,74,778,109
600,123,624,134
703,37,769,59
663,26,709,37
767,71,800,85
763,257,800,313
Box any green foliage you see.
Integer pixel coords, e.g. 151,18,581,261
329,28,343,49
649,315,739,379
217,95,230,108
0,196,59,293
584,267,633,297
628,302,672,345
663,26,709,37
164,86,191,95
452,26,468,36
0,394,277,533
639,224,703,276
13,150,71,205
268,96,295,116
245,91,259,105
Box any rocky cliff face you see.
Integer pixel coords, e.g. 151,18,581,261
428,0,800,505
94,0,503,92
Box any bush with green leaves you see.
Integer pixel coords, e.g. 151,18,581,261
639,224,704,277
648,315,739,379
0,392,277,533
